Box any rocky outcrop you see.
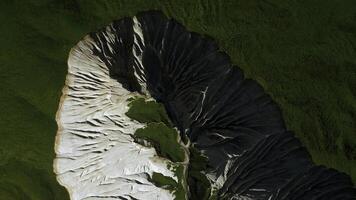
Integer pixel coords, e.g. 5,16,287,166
55,10,356,200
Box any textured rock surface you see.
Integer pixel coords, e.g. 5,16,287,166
55,11,356,200
55,35,176,199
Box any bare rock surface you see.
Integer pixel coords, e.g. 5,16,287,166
55,11,356,200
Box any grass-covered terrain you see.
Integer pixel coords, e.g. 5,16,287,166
126,97,171,125
126,97,188,199
0,0,355,199
150,166,186,200
135,122,186,163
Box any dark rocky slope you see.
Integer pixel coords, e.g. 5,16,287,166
90,11,356,199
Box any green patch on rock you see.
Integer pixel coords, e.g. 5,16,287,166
150,165,187,200
150,172,177,191
127,97,189,199
126,97,171,126
135,122,185,163
127,97,185,162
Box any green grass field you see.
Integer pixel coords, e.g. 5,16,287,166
0,0,355,199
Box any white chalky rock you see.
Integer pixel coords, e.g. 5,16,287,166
54,34,175,200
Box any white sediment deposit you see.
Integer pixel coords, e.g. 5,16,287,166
54,35,176,200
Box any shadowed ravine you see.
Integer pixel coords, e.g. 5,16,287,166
55,11,356,199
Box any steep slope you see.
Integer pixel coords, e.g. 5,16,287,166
55,11,356,199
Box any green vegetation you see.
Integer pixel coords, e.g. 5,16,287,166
1,0,355,199
0,161,67,200
126,97,171,125
126,97,185,162
150,165,187,200
127,98,188,199
135,122,185,162
170,165,187,200
150,166,186,200
150,172,177,191
187,147,212,200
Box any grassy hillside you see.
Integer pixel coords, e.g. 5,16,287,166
0,0,355,199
